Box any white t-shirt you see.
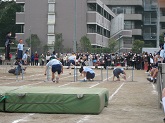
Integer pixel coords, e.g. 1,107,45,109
17,43,24,51
83,67,95,74
68,55,76,60
46,59,62,67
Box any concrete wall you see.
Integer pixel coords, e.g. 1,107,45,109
24,0,48,52
55,0,87,50
110,14,124,36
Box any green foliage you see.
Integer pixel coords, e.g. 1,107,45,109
43,44,49,53
80,35,91,52
0,1,21,47
25,34,41,53
132,40,144,53
108,38,117,53
54,33,64,55
159,33,164,45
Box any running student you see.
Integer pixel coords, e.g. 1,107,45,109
44,57,63,83
79,66,95,82
68,52,76,74
113,68,126,81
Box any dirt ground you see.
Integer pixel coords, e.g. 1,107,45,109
0,65,164,123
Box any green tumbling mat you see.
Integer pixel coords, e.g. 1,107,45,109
5,86,109,114
0,86,19,111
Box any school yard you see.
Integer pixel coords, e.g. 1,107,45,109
0,65,164,123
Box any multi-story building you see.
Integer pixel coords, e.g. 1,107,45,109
16,0,126,53
103,0,165,49
159,0,165,37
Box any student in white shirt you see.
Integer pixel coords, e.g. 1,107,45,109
79,66,95,82
17,39,24,60
44,57,63,83
68,52,76,74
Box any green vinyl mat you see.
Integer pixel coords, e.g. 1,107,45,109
1,86,109,114
0,86,20,111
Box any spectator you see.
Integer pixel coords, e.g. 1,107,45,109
34,51,39,66
31,53,34,66
46,51,51,63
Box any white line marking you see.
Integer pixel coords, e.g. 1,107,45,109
109,83,125,101
58,82,75,87
76,115,91,123
151,83,157,95
12,113,34,123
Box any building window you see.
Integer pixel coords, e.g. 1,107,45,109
87,3,96,11
87,24,96,33
48,25,54,34
124,21,134,29
48,3,55,13
17,3,25,12
16,24,24,33
161,23,165,29
48,35,55,45
97,25,102,35
48,14,55,24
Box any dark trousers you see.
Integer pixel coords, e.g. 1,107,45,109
5,45,10,60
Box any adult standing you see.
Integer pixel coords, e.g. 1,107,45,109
5,32,15,60
34,51,39,66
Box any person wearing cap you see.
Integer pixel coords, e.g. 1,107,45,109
44,57,63,83
112,67,126,81
79,66,95,82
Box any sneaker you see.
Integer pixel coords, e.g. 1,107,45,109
52,78,55,83
80,79,87,82
153,78,157,83
145,71,149,73
147,78,153,82
56,77,59,83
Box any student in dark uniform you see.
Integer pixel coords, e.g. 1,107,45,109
113,67,126,81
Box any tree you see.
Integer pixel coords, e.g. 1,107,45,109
132,40,144,53
159,33,164,46
25,34,41,53
108,38,117,53
0,1,21,47
80,35,91,52
54,33,64,56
